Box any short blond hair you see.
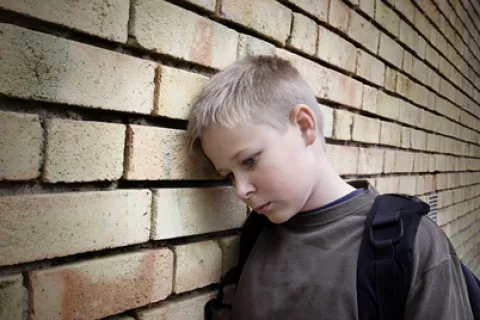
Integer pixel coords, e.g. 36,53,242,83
187,55,323,149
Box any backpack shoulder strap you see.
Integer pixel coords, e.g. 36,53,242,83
357,194,430,320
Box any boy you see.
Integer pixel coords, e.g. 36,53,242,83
187,56,473,319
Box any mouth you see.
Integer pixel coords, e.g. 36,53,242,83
254,202,272,214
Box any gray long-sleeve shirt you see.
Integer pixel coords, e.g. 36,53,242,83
231,181,473,319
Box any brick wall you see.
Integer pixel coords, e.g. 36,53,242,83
0,0,479,318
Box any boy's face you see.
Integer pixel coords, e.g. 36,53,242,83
201,122,317,224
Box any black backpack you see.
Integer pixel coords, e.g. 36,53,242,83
205,194,480,320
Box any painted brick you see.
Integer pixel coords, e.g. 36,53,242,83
155,66,208,120
403,50,414,75
184,0,216,11
399,20,418,51
219,0,291,43
359,0,375,17
29,248,173,320
0,23,155,114
348,11,380,52
399,176,417,195
385,67,397,92
0,0,129,42
276,49,328,98
375,0,400,36
151,187,246,240
376,176,400,193
284,0,328,21
137,291,216,320
380,121,402,147
288,13,318,55
326,144,358,175
0,111,42,180
376,91,400,120
173,241,222,293
218,235,240,276
396,73,413,100
325,69,363,108
317,25,357,72
383,150,396,173
0,190,151,266
237,34,276,58
352,115,380,144
356,50,385,86
43,119,125,183
329,0,351,33
413,153,429,172
362,85,377,113
378,34,403,68
130,0,238,69
124,125,216,180
357,148,384,174
395,0,415,22
319,104,334,138
411,129,427,150
333,109,353,140
0,274,23,320
395,151,415,172
401,127,411,149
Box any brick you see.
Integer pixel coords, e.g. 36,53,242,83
395,0,415,22
155,66,208,120
383,150,396,173
395,151,415,172
43,119,125,183
0,274,23,320
329,0,351,33
326,144,358,175
412,58,428,85
401,127,411,149
352,115,380,144
376,91,400,120
0,111,42,180
219,0,291,43
385,67,397,91
380,121,402,147
173,241,222,293
411,83,429,107
362,85,377,113
276,49,328,98
403,50,414,74
184,0,216,11
399,176,417,195
137,291,216,320
348,11,380,52
0,190,151,266
288,13,318,55
378,34,403,68
124,125,216,180
357,148,384,174
399,20,418,51
413,153,429,172
356,50,385,86
237,34,276,58
151,188,246,240
325,69,363,108
0,0,128,42
29,248,173,320
376,176,400,193
317,25,357,72
0,23,155,114
427,134,438,152
396,73,413,100
427,67,440,92
411,129,427,150
375,0,400,36
218,235,240,276
359,0,375,17
438,55,450,77
399,102,422,127
320,104,334,138
284,0,328,21
426,43,439,68
333,109,353,140
131,0,238,69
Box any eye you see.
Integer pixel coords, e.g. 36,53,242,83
242,154,258,168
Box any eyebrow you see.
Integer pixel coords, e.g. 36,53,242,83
214,148,248,174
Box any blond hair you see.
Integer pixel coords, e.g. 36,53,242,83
187,55,323,150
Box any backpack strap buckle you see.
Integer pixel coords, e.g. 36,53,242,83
369,209,404,249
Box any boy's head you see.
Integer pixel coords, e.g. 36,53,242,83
187,56,329,224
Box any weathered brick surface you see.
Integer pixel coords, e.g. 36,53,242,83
380,121,402,147
395,151,415,173
155,66,208,120
184,0,216,11
0,190,151,266
399,175,417,195
359,0,374,17
378,34,403,68
0,23,155,114
124,125,217,180
320,104,334,138
362,85,377,113
0,274,23,320
375,0,400,36
385,67,397,92
0,111,43,180
326,69,363,108
352,115,380,144
219,0,291,43
43,119,125,183
376,91,400,120
326,144,358,175
399,20,418,51
130,0,238,69
151,187,246,240
376,176,400,193
218,235,241,276
173,241,222,293
383,150,396,173
289,13,317,55
357,148,384,174
329,0,351,33
0,0,129,42
285,0,328,21
137,291,216,320
348,11,379,52
356,50,385,86
317,25,357,72
237,34,276,58
333,109,353,140
29,248,173,320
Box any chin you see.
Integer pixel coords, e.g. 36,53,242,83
266,210,294,224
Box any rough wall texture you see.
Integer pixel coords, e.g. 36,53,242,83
0,0,479,318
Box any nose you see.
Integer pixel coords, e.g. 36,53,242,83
233,174,255,200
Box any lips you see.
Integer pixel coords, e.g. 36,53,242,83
254,202,271,214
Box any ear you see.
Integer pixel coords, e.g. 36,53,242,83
289,105,317,147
